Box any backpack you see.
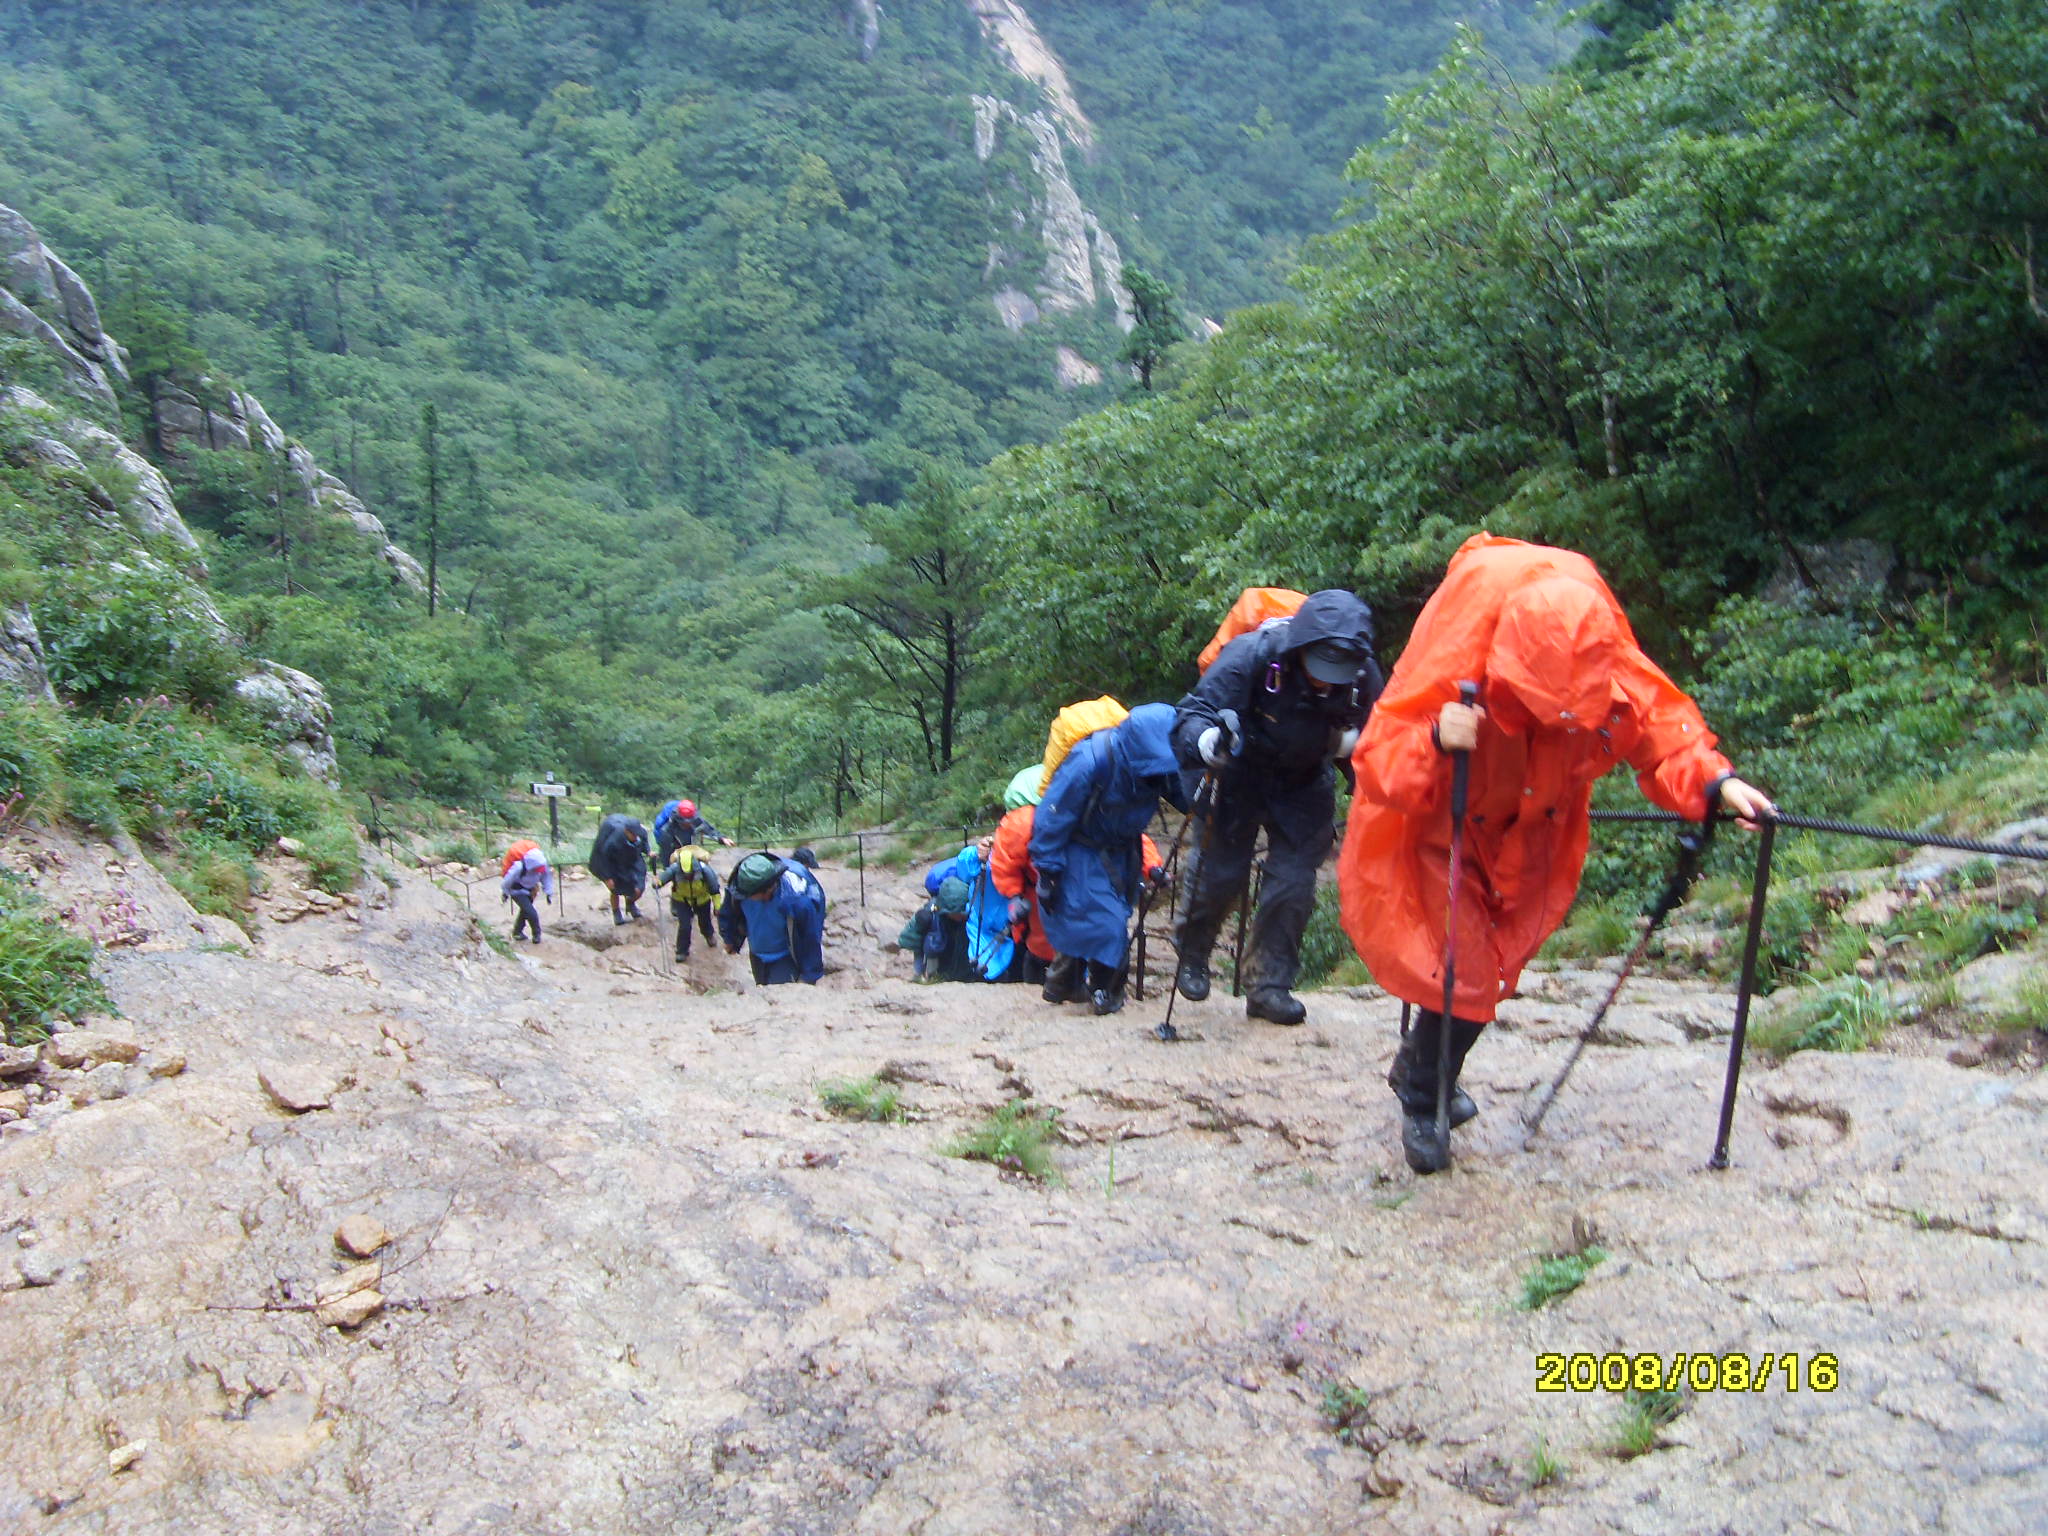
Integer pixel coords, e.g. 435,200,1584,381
1038,696,1129,795
1196,587,1308,673
501,840,540,878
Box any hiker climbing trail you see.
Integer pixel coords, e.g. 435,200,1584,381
2,826,2042,1533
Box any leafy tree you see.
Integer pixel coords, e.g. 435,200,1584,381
1119,266,1184,391
819,468,986,773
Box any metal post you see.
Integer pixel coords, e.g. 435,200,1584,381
857,833,866,907
548,792,559,847
1710,818,1777,1171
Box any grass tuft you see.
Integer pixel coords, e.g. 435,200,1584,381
1517,1244,1608,1311
818,1075,905,1123
1748,976,1890,1058
0,870,110,1046
1541,899,1636,962
944,1098,1062,1183
1526,1434,1564,1488
1611,1387,1685,1458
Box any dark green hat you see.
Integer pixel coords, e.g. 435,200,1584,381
934,875,971,916
733,853,780,896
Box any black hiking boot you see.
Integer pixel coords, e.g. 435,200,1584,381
1042,956,1081,1005
1175,959,1211,1002
1245,987,1306,1026
1387,1036,1478,1127
1086,962,1124,1015
1402,1113,1452,1174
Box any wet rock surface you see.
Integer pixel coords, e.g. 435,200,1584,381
0,835,2043,1533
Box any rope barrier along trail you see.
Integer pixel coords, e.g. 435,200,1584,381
1580,808,2048,1171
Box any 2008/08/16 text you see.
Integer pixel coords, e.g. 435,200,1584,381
1535,1352,1839,1393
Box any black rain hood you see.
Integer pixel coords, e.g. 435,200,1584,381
1279,589,1375,655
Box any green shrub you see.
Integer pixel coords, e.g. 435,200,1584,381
1296,880,1354,988
160,833,257,920
818,1075,905,1123
1518,1244,1608,1311
1749,977,1890,1057
36,560,242,709
1908,903,2037,972
63,705,281,846
0,688,67,815
1540,897,1635,962
944,1099,1062,1183
0,871,109,1045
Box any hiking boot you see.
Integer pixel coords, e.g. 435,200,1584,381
1387,1035,1478,1127
1402,1113,1452,1174
613,913,629,926
1175,959,1211,1002
1042,956,1081,1004
1090,985,1125,1016
1245,988,1306,1026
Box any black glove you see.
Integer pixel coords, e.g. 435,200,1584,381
1006,895,1030,926
1146,864,1171,890
1037,872,1063,915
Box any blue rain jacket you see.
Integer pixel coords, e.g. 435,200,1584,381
1028,703,1189,969
950,844,1016,981
721,859,827,983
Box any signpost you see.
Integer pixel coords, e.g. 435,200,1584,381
530,773,570,845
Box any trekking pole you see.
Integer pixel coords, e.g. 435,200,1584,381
1523,815,1716,1147
1155,772,1218,1042
1710,814,1777,1170
1133,807,1162,1002
1438,681,1479,1159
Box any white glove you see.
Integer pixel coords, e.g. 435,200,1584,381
1198,726,1228,768
1333,726,1359,759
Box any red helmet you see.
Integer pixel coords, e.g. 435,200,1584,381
678,799,697,818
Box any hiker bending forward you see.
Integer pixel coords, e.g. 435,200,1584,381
1170,589,1383,1026
719,852,827,986
1030,704,1189,1015
1339,535,1773,1174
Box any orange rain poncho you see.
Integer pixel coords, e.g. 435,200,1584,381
1339,535,1731,1022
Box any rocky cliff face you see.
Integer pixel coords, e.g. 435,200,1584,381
0,204,126,417
0,203,370,783
1,203,423,595
960,0,1133,383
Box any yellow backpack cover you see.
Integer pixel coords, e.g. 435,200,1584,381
1038,696,1129,794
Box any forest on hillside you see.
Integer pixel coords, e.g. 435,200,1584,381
0,0,1562,832
1,0,2044,878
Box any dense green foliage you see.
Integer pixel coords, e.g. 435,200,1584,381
0,0,1562,835
980,0,2048,804
1028,0,1567,312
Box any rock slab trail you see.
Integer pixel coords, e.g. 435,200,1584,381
1,833,2043,1534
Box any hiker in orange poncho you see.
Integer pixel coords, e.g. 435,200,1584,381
1339,535,1774,1173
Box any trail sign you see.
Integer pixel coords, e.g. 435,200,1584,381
530,775,570,843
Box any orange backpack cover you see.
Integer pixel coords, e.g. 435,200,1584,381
1197,587,1308,672
501,839,541,877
